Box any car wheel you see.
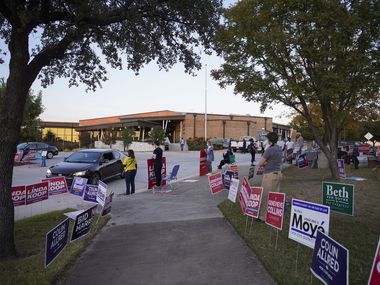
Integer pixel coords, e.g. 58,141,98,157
90,172,101,185
47,152,54,159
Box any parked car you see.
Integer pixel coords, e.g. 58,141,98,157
46,149,126,185
230,136,257,152
16,142,59,160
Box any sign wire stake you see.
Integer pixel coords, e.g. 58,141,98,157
249,216,254,235
275,229,279,250
295,244,300,276
244,215,249,235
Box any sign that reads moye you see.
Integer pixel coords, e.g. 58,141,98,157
289,199,330,249
45,218,69,268
311,231,349,285
322,181,354,216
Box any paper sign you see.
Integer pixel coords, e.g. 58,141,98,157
42,177,68,196
64,209,85,220
368,237,380,285
83,184,99,203
11,186,26,207
337,159,346,179
71,205,96,242
289,199,330,249
96,180,108,206
26,182,49,205
70,177,88,197
208,172,224,195
311,231,349,285
238,177,251,214
228,178,239,203
45,218,69,268
322,181,354,216
266,192,286,230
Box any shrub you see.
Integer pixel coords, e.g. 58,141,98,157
187,137,207,150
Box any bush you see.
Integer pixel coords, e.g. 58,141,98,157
209,137,225,150
187,137,207,150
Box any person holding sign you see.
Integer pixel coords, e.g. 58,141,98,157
152,140,163,188
258,132,283,221
123,149,137,195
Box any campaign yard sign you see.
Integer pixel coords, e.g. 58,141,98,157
199,149,208,176
322,181,354,216
11,186,26,207
368,237,380,285
289,199,330,249
96,180,108,206
147,157,167,189
42,177,68,196
246,187,263,218
238,176,251,214
298,157,308,169
71,205,96,242
26,182,49,205
101,192,114,216
256,166,265,175
311,231,349,285
208,172,224,195
223,170,238,189
228,178,239,203
248,166,255,180
45,218,69,268
337,159,346,179
83,184,98,203
266,192,286,230
70,177,88,197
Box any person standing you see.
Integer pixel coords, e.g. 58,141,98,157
206,141,214,173
242,138,247,153
248,138,257,166
153,140,163,188
285,137,294,164
180,137,185,151
258,132,283,221
123,149,137,195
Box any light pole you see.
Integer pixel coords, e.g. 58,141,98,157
204,64,207,141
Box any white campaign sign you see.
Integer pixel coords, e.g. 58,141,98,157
228,178,239,203
288,199,330,249
364,132,373,141
96,181,107,206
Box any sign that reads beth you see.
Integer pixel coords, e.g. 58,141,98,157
26,182,49,205
83,184,98,203
11,186,26,207
45,218,69,268
246,187,263,218
96,180,108,206
368,237,380,285
42,177,68,196
238,177,251,214
71,206,96,242
289,199,330,249
70,177,88,197
147,158,167,189
311,231,349,285
266,192,286,230
228,177,239,203
322,181,354,216
337,159,346,179
208,172,224,195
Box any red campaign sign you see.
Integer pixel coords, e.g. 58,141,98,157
229,165,238,172
147,158,166,189
208,172,224,195
26,182,49,205
199,149,208,176
245,187,263,218
368,237,380,285
359,144,370,153
238,176,251,214
265,192,286,230
42,177,68,196
377,146,380,157
12,186,26,207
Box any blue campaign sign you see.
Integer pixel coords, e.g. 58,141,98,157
311,231,349,285
45,218,69,268
70,177,88,197
71,205,96,242
222,170,238,189
83,184,98,203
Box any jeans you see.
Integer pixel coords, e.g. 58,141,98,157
154,163,162,186
260,171,282,220
125,170,137,195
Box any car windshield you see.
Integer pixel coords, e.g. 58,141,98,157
66,152,101,163
17,143,28,151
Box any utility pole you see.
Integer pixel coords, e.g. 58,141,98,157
205,64,208,141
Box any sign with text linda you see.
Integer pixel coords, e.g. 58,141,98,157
368,237,380,285
288,199,330,249
147,157,167,189
70,177,88,197
245,187,263,218
42,177,68,196
322,181,354,216
265,192,286,230
238,176,251,214
71,205,96,242
199,149,208,176
45,218,69,268
208,172,224,195
337,159,346,179
228,178,239,203
12,185,26,207
311,231,349,285
26,182,49,205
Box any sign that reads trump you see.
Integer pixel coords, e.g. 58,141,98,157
245,187,263,218
45,218,69,268
42,177,68,196
208,172,224,195
322,181,354,216
289,199,330,249
71,205,97,242
311,231,349,285
12,185,26,207
266,192,286,230
26,182,49,205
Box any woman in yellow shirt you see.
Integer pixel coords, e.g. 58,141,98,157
123,149,137,195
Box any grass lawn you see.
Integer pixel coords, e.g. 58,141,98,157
219,165,380,285
0,208,110,284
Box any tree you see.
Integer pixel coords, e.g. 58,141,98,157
102,128,117,148
212,0,380,179
121,128,135,151
43,130,56,142
79,131,92,148
0,1,222,258
149,126,165,145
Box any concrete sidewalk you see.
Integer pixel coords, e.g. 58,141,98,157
66,166,275,285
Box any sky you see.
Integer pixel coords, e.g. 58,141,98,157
0,1,293,124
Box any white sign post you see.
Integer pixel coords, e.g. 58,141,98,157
365,132,373,141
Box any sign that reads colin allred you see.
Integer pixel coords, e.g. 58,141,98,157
11,185,26,207
45,218,69,268
289,199,330,249
71,206,96,242
42,177,68,196
311,231,349,285
368,237,380,285
238,176,251,214
245,187,263,218
208,172,224,195
26,182,49,205
322,181,354,216
266,192,286,230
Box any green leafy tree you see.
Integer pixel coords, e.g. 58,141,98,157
43,130,56,142
102,128,117,148
121,128,135,151
0,1,222,258
79,131,92,148
212,0,380,179
149,127,165,145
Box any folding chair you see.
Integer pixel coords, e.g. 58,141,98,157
162,164,180,190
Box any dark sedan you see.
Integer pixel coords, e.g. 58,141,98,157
46,149,126,185
17,142,59,160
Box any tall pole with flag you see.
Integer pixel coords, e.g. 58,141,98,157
205,64,208,142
